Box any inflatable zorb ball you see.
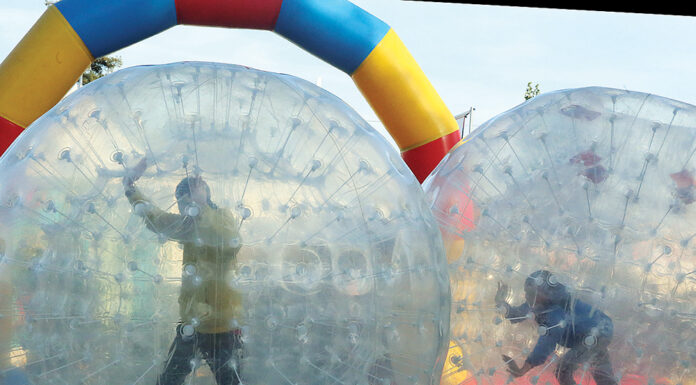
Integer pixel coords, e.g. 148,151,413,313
0,62,449,385
424,88,696,385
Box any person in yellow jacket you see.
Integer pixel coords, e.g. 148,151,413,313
123,159,243,385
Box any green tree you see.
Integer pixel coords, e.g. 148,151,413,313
81,56,123,85
524,82,540,100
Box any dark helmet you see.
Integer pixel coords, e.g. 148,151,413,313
175,176,217,209
524,270,568,303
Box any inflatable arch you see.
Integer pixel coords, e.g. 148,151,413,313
0,0,460,182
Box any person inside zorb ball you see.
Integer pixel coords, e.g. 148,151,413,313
0,62,450,385
124,166,244,385
424,87,696,385
497,270,617,385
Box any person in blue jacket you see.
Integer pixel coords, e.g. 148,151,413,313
495,270,618,385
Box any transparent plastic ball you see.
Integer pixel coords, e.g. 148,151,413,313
0,62,449,385
423,87,696,385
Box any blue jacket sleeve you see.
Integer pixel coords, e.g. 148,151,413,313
525,311,565,366
505,302,531,324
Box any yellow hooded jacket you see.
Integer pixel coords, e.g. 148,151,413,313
127,187,242,334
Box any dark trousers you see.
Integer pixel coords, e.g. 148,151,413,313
368,354,396,385
555,322,617,385
157,325,243,385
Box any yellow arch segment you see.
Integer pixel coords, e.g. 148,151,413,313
441,339,472,385
352,29,459,151
0,6,93,128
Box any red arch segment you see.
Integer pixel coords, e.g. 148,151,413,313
175,0,284,29
402,130,461,183
0,116,24,154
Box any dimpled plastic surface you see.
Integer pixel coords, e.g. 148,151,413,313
0,62,449,385
423,88,696,385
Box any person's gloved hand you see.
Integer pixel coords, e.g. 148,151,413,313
123,157,148,188
502,354,530,378
495,281,509,307
502,354,527,378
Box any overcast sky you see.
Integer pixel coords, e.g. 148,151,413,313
2,0,696,148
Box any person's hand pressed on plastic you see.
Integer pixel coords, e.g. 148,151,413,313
501,355,532,378
495,281,510,307
123,157,148,188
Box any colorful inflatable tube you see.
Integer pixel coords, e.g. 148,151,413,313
0,0,460,182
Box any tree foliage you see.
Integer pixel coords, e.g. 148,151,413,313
81,56,123,85
524,82,540,101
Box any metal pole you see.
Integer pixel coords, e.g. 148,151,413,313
467,106,475,135
454,107,475,138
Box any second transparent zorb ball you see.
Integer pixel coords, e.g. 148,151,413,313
424,87,696,385
0,62,449,385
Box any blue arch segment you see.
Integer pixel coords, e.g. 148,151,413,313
56,0,177,58
274,0,390,75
